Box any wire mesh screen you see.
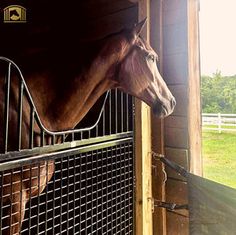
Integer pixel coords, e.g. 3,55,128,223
0,142,134,234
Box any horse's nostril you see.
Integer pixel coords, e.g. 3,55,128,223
171,98,176,109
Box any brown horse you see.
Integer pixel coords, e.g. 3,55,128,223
0,19,175,234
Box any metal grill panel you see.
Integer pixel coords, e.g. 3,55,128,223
0,142,134,234
0,57,135,234
0,57,134,158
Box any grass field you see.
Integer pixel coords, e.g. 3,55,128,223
202,130,236,188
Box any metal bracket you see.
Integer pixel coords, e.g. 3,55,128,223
147,197,155,213
154,199,188,211
151,151,167,183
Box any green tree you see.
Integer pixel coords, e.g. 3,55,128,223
201,72,236,113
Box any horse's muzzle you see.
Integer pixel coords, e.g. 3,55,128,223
153,97,176,118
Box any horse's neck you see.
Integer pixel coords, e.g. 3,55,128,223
52,68,113,130
28,47,119,131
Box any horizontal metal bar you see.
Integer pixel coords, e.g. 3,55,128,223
0,131,133,162
0,137,133,171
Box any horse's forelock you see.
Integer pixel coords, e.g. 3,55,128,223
135,37,158,56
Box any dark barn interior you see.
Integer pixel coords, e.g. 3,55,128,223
0,1,138,73
0,0,139,234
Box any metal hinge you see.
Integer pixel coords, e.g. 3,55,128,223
147,197,155,213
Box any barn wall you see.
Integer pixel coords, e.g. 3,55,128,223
0,0,138,65
161,0,201,234
162,0,190,233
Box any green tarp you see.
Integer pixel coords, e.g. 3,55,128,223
188,174,236,235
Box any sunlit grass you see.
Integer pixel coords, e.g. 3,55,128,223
202,130,236,188
203,124,236,130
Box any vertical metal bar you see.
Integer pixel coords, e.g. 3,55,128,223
73,155,76,234
96,124,98,137
37,163,40,235
66,156,69,232
106,148,109,233
124,144,128,233
88,130,91,139
19,167,23,235
9,170,13,234
132,141,135,233
103,107,105,136
40,130,45,147
4,62,11,153
115,146,118,234
71,132,75,142
28,166,32,233
79,154,82,232
95,149,99,233
126,144,129,232
62,134,66,143
91,151,94,232
121,92,124,133
59,158,63,234
85,153,88,235
29,108,35,149
131,143,134,233
101,150,104,235
121,144,124,233
109,91,112,135
45,161,48,234
0,172,3,234
126,144,130,233
52,162,56,235
115,89,118,134
17,81,24,150
126,94,129,132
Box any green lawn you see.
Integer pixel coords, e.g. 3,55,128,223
202,130,236,188
203,124,236,130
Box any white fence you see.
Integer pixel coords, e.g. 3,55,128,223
202,113,236,133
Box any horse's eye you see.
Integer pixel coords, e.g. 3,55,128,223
147,54,155,62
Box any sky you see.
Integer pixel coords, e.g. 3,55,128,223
199,0,236,76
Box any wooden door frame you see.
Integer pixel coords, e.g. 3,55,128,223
135,0,153,235
135,0,201,234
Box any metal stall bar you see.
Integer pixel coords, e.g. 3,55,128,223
3,62,11,153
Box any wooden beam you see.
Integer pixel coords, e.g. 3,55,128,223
187,0,202,175
135,0,153,235
150,0,167,234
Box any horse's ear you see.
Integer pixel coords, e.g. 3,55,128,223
132,18,147,37
124,18,147,43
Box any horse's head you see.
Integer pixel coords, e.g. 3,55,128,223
115,20,176,118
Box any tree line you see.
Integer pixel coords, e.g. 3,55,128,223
201,71,236,114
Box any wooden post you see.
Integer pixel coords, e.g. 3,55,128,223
135,0,153,235
218,113,222,133
150,0,167,234
187,0,202,175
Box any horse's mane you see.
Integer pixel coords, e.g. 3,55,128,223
1,28,131,81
